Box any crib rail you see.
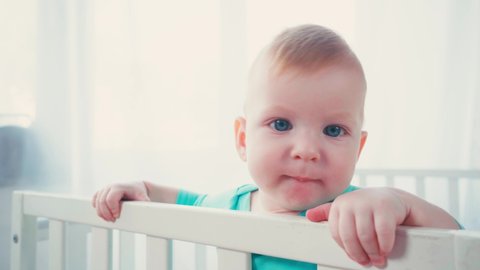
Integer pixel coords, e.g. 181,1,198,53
355,169,480,189
10,190,480,270
354,169,480,221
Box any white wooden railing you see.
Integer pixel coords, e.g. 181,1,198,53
10,169,480,270
10,194,480,270
354,169,480,220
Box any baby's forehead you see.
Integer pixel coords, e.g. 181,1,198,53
244,62,366,123
244,24,365,122
248,60,366,96
249,49,365,85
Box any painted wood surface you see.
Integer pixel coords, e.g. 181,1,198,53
11,190,480,270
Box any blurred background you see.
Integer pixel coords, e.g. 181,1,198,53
1,0,479,268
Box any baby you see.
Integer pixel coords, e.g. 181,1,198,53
93,24,460,269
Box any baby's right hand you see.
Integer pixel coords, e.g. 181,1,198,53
92,181,151,222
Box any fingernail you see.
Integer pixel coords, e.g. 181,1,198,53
358,259,370,266
371,256,385,266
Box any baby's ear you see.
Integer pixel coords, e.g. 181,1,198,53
234,117,247,161
357,131,368,158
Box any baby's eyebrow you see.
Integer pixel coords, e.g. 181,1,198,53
258,105,295,116
324,112,362,126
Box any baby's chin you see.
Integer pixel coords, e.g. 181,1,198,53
278,180,340,210
282,196,335,212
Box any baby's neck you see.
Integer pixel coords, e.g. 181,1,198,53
250,190,302,216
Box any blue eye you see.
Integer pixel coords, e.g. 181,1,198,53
270,119,292,132
323,125,344,137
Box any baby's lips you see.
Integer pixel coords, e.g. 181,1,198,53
285,173,322,182
292,176,320,182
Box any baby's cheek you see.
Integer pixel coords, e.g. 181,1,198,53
328,160,356,187
249,149,278,175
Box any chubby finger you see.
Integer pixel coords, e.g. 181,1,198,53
105,188,125,219
306,202,332,222
95,189,105,217
99,187,115,221
374,213,397,256
356,212,385,266
328,205,344,250
92,192,98,208
95,188,108,220
339,211,370,265
95,189,107,220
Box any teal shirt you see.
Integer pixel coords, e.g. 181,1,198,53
176,184,359,270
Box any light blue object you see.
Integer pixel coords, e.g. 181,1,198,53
177,184,358,270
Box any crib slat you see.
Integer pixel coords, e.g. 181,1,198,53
448,177,460,219
49,220,65,270
90,227,112,270
357,174,366,187
10,192,37,270
146,236,171,270
66,223,89,270
415,176,426,198
195,244,207,270
120,231,135,270
217,248,251,270
386,175,394,187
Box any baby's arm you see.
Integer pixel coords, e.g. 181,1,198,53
306,188,460,267
392,188,460,228
92,181,179,222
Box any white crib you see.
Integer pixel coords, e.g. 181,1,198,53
10,169,480,270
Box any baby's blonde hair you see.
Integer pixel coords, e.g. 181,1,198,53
246,24,366,119
260,24,364,78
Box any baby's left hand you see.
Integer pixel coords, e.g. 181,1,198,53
306,188,409,267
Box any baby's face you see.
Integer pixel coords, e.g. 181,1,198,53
236,65,367,212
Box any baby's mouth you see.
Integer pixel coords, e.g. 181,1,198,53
289,176,320,182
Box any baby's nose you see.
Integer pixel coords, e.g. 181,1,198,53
291,145,320,162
